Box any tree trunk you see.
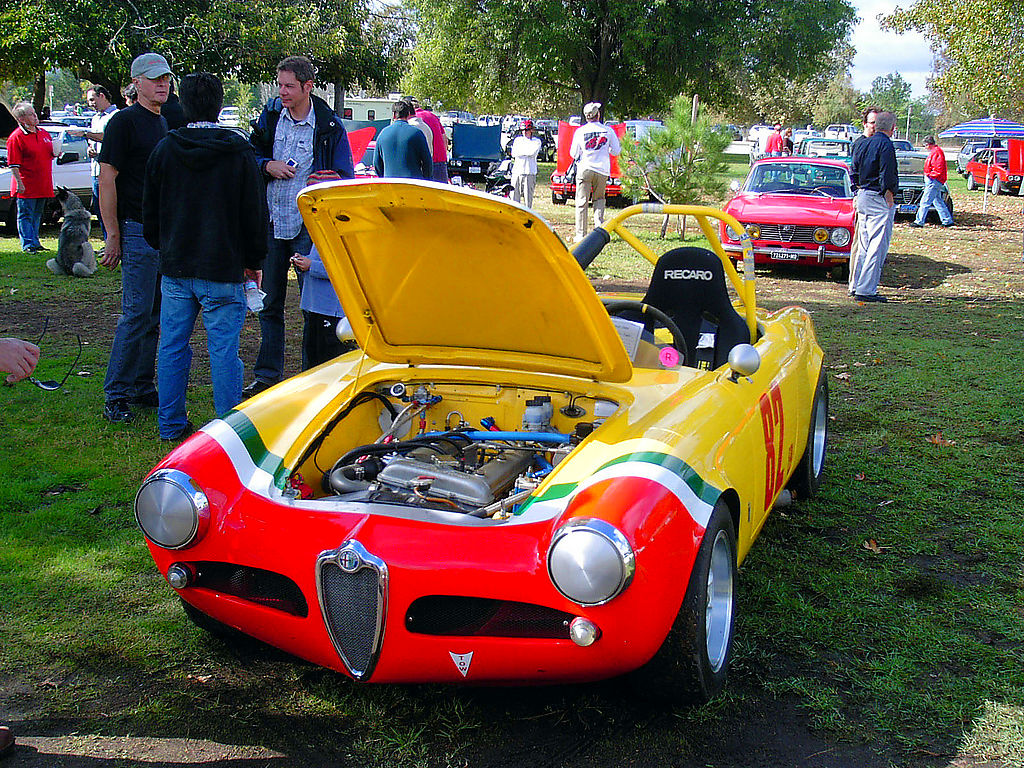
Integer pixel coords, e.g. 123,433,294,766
33,73,46,115
334,81,345,115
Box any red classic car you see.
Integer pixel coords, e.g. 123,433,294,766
964,147,1023,195
550,121,626,205
720,158,855,276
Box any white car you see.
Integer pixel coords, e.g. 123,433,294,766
218,107,241,127
824,123,859,141
1,123,92,233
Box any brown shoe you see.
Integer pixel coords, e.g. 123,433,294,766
0,725,15,759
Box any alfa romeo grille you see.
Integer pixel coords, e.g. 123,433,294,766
754,224,817,243
896,188,922,204
316,542,388,680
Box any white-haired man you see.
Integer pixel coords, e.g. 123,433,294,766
570,101,620,242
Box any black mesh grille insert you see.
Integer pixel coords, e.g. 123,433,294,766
320,562,380,674
192,562,308,617
406,596,573,639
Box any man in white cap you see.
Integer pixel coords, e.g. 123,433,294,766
510,119,542,207
97,52,171,423
570,101,620,242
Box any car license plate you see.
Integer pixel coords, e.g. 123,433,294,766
769,251,800,261
898,204,917,214
470,165,481,174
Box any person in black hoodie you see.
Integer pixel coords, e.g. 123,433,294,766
143,72,268,441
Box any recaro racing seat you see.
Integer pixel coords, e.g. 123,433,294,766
641,247,750,370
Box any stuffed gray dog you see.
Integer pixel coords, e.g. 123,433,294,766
47,188,97,277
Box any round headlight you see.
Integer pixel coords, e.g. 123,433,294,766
135,469,209,549
830,227,851,247
745,224,761,240
813,227,829,243
548,519,634,605
725,224,742,241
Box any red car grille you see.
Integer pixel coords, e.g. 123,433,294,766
316,543,387,680
753,224,819,243
406,596,574,638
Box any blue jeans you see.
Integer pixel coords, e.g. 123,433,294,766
914,177,953,226
253,227,311,384
17,197,46,251
103,219,160,402
158,276,246,438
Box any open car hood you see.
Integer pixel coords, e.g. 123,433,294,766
297,179,633,382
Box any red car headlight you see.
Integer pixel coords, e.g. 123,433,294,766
135,469,210,549
548,518,634,605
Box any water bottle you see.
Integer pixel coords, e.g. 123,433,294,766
244,279,265,312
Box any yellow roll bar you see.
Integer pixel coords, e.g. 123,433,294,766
595,204,757,344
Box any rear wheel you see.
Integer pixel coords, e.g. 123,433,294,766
789,373,828,500
966,173,976,191
631,499,737,704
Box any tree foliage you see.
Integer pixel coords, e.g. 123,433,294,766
0,0,406,110
619,97,730,221
883,0,1024,121
403,0,856,117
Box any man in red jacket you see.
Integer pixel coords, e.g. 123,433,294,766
764,124,784,156
910,136,954,227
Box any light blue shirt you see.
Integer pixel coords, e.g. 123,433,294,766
267,106,314,240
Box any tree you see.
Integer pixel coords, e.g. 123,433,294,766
0,0,407,111
883,0,1024,121
868,73,912,114
403,0,856,117
619,97,731,238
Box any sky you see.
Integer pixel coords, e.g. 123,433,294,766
850,0,933,98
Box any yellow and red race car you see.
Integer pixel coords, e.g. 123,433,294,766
135,180,827,703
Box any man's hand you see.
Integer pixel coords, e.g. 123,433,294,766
15,180,25,195
101,233,121,268
265,160,296,180
0,338,40,384
290,253,311,272
243,268,262,288
885,190,894,208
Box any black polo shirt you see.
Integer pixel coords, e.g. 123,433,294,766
851,132,898,196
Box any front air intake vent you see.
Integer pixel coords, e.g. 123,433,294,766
316,542,387,680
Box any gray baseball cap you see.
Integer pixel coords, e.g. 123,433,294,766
131,53,172,79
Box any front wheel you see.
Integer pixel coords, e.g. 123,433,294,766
966,173,976,191
991,175,1002,195
789,372,829,500
630,499,737,704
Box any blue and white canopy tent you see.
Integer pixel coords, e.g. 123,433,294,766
939,117,1024,211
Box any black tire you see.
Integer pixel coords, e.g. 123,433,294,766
551,192,565,205
991,175,1002,195
966,173,976,191
630,499,737,704
789,372,828,500
3,204,15,235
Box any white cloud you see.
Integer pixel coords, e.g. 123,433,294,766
850,0,934,97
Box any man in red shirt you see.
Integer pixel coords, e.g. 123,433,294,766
5,102,61,252
910,135,954,227
764,124,784,156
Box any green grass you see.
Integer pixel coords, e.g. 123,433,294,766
1,175,1023,766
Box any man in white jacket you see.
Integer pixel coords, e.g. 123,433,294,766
570,101,620,242
510,119,542,207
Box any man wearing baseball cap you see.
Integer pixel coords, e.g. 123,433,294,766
569,102,620,241
97,52,171,424
510,119,542,207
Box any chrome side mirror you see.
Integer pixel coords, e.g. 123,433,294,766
727,343,760,381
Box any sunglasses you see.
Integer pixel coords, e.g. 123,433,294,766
29,318,83,392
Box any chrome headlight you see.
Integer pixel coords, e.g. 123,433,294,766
830,227,851,247
725,224,743,241
135,469,209,549
548,519,634,605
